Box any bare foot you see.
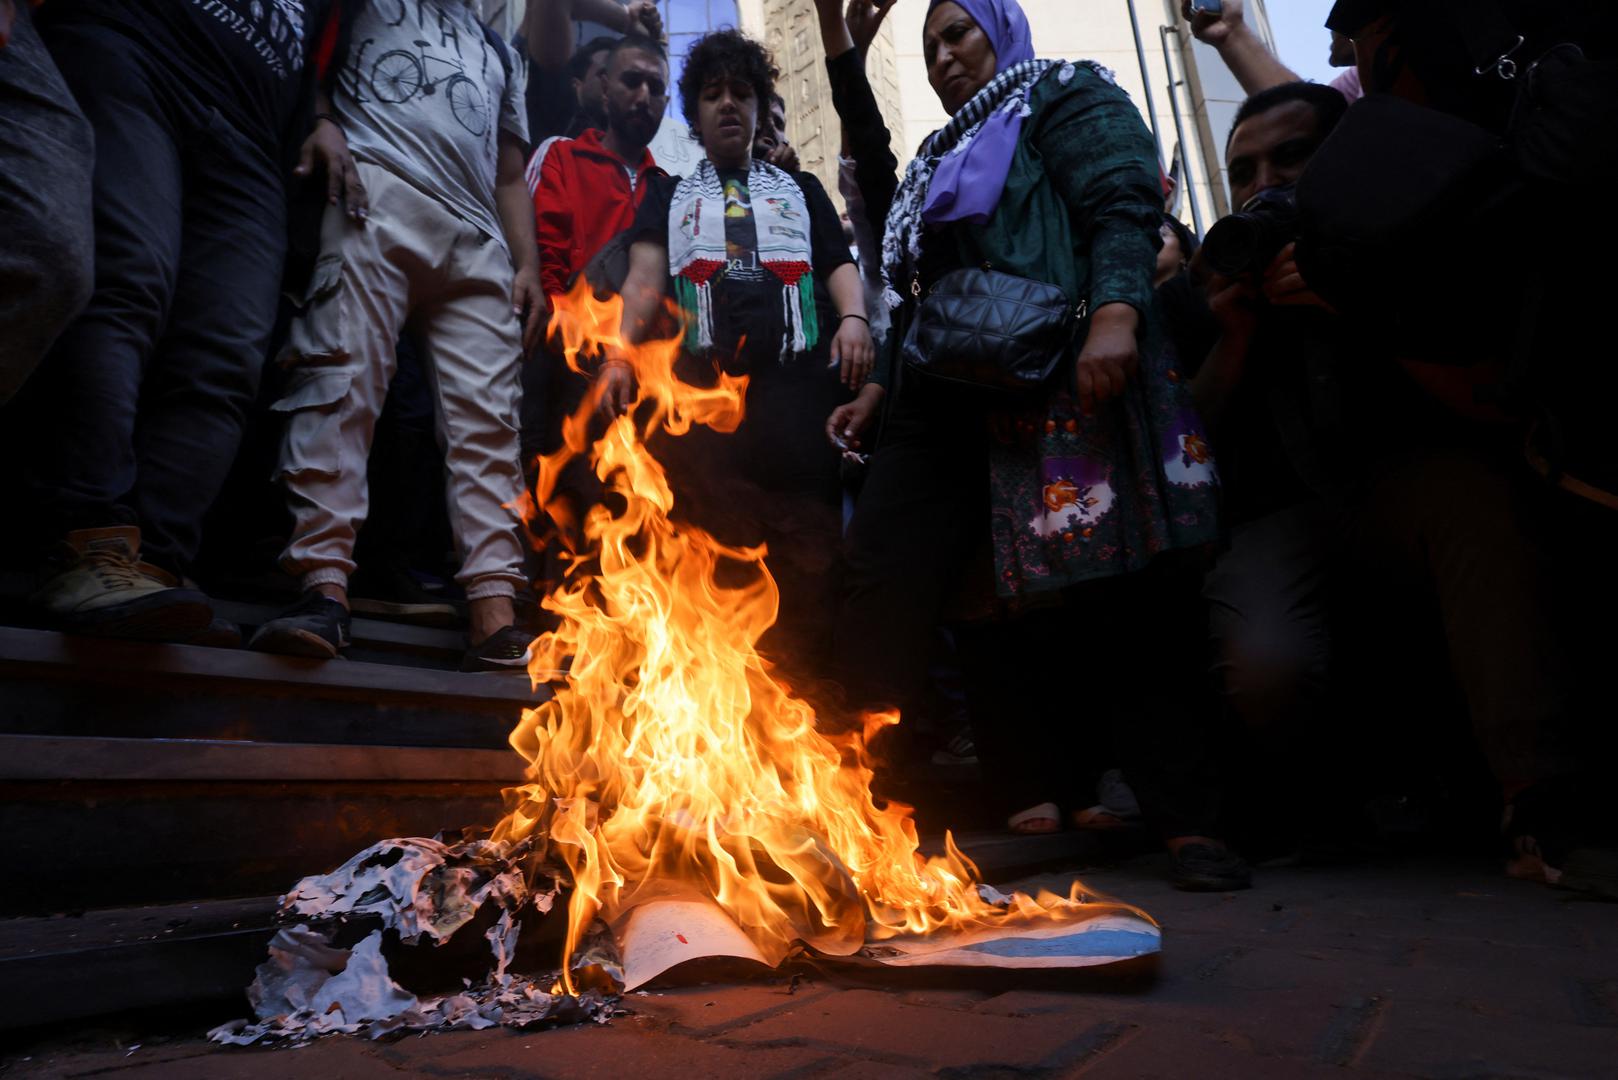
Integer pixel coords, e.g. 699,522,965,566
1008,802,1061,834
468,594,516,644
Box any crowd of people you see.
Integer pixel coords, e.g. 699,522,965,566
1,0,1613,895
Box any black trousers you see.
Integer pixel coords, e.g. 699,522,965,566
22,23,287,575
833,376,1224,840
650,358,846,684
1204,447,1583,798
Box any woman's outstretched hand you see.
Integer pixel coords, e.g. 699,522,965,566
1074,302,1139,414
826,382,886,451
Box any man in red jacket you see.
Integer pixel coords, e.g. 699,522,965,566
527,34,668,301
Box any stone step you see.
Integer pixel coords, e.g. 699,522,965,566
2,731,525,915
0,626,549,914
0,896,276,1032
0,625,543,748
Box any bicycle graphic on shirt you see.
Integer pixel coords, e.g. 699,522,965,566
369,39,488,136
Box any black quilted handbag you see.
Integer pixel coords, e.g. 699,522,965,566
900,266,1084,393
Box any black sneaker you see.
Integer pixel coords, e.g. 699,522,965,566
1171,843,1253,892
248,593,351,659
461,625,533,673
930,728,979,767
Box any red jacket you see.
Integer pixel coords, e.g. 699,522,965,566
528,129,664,300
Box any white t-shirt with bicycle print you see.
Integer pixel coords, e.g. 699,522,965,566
335,0,528,250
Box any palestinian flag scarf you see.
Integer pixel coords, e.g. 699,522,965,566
667,158,819,360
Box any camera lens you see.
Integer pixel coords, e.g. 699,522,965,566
1202,214,1267,277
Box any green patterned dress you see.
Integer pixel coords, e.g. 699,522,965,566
876,62,1219,599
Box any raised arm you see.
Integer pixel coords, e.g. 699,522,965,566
814,0,899,243
814,0,855,59
522,0,575,70
845,0,896,57
523,0,664,70
1181,0,1300,96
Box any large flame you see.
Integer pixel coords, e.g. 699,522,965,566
495,281,1144,988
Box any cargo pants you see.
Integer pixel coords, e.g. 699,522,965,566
274,162,527,600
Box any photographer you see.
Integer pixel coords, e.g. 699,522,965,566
1194,83,1595,886
1291,0,1614,891
1310,0,1613,502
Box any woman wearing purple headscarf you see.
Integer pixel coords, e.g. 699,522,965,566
829,0,1247,891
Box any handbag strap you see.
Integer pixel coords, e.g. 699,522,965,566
1437,0,1526,80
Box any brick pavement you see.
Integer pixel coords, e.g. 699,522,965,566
5,856,1616,1079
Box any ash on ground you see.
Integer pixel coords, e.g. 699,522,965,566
209,836,620,1046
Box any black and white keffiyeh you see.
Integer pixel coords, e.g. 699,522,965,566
880,59,1120,309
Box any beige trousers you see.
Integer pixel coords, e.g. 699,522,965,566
273,162,527,600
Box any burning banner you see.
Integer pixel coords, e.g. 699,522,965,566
214,282,1157,1046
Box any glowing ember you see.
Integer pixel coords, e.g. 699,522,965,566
496,281,1149,990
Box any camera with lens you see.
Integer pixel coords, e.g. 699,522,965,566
1201,184,1300,277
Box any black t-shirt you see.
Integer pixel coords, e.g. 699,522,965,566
528,61,591,144
632,166,854,374
42,0,311,157
510,39,589,147
632,165,854,500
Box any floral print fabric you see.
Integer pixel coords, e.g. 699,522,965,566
987,340,1218,597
